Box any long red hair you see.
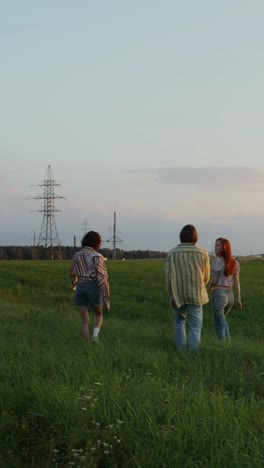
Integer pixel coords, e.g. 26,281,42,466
216,237,236,276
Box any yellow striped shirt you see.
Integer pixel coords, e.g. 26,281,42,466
165,243,210,309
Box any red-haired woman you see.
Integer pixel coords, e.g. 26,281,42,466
209,238,242,341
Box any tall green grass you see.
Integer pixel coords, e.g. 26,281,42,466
0,260,264,467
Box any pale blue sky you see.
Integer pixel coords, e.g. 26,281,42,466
1,1,264,254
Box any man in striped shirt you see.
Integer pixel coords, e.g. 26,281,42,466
165,224,210,350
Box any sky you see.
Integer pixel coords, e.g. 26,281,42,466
1,0,264,255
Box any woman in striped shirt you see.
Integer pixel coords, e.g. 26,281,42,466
70,231,110,342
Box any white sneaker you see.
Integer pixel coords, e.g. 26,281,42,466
91,336,99,343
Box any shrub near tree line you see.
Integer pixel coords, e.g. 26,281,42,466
0,246,167,260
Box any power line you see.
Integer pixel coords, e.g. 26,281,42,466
106,211,122,260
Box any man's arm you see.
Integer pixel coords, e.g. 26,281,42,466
203,254,211,286
165,257,171,292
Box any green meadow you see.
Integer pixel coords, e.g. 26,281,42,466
0,259,264,467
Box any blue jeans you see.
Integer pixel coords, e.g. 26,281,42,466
212,288,234,341
173,304,203,351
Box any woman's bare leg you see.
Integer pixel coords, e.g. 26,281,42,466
79,307,90,341
92,304,103,340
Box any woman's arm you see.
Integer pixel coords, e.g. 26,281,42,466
209,273,218,293
233,274,242,309
70,259,77,282
96,256,110,310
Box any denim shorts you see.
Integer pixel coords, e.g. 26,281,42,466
74,282,102,308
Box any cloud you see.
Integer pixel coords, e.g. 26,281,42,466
127,166,264,190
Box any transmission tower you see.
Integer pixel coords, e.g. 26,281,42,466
82,218,88,236
34,165,65,260
106,211,123,260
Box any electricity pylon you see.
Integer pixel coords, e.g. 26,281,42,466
34,165,65,260
106,211,122,260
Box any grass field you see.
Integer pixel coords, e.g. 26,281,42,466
0,259,264,467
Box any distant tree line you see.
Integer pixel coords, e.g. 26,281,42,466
0,246,167,261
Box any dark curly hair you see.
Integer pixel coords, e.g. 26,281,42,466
81,231,102,250
180,224,198,244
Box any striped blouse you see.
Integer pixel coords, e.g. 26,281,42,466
211,256,240,288
70,247,110,309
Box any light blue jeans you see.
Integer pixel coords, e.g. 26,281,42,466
173,304,203,351
212,288,234,341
